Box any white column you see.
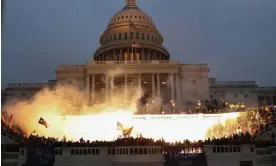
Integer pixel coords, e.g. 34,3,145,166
176,74,181,101
110,75,114,98
125,74,128,98
138,74,142,90
157,73,161,98
105,75,109,101
86,75,90,102
170,73,175,101
152,73,155,97
91,75,95,101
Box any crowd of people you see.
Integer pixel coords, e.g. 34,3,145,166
1,105,276,153
2,132,275,153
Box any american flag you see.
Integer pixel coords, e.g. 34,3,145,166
132,43,141,48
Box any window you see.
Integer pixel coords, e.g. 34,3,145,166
116,148,119,154
130,32,133,39
192,80,196,84
88,149,91,154
234,94,238,98
113,34,116,41
126,16,128,18
134,148,138,154
121,16,124,19
217,147,220,153
237,147,241,152
144,148,147,154
229,147,232,152
109,36,112,42
120,148,122,154
108,148,111,154
136,32,139,39
130,148,134,154
92,149,95,155
80,149,83,155
152,36,154,41
124,32,128,40
233,147,237,152
119,33,122,40
225,147,229,152
213,147,216,153
244,94,249,98
139,16,141,19
147,34,149,40
126,148,128,154
221,147,224,152
135,16,137,18
250,147,254,152
130,15,132,18
75,149,79,155
142,33,145,40
139,148,143,154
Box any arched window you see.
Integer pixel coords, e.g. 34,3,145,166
119,33,122,40
136,32,139,39
124,32,128,40
75,149,79,155
80,149,83,155
88,149,91,154
142,33,145,40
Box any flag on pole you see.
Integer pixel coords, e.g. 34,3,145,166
38,117,48,128
123,126,133,137
117,121,123,131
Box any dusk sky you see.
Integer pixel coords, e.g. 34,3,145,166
2,0,276,87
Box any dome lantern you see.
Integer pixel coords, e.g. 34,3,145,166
126,0,136,7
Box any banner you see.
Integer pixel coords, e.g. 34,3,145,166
26,141,55,166
165,146,208,166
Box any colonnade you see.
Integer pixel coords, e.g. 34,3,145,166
95,48,168,61
86,73,181,103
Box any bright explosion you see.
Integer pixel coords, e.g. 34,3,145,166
3,84,244,142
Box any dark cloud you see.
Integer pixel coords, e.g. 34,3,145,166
2,0,276,87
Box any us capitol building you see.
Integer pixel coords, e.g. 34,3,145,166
1,0,276,107
1,1,276,166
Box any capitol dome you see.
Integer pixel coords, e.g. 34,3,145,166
94,0,170,61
